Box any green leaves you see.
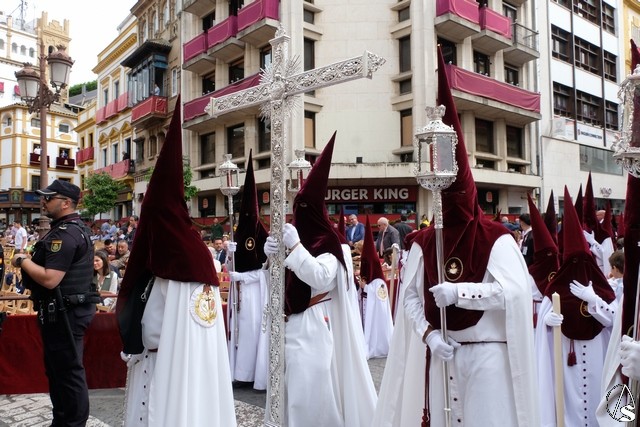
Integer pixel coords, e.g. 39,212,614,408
81,172,124,218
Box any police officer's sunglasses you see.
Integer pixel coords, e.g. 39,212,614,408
41,195,69,202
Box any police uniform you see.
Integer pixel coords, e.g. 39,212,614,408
22,212,97,427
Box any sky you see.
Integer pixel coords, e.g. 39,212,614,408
13,0,136,86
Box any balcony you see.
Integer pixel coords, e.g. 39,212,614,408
435,0,480,43
183,73,262,132
183,32,216,74
183,0,216,17
104,98,118,120
472,6,511,54
55,157,75,170
444,63,541,125
76,146,95,165
94,159,135,180
29,153,49,167
116,92,129,113
237,0,280,46
131,96,168,129
96,107,106,124
503,23,539,65
208,16,244,63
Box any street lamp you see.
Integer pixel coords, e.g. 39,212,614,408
287,149,311,194
614,65,640,177
413,105,458,427
15,43,74,236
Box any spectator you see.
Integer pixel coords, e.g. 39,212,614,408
211,238,226,263
110,240,130,276
12,220,28,254
93,250,118,310
346,214,365,248
210,218,224,240
375,217,400,258
393,214,413,249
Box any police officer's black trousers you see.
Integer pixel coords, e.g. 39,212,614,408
38,304,95,427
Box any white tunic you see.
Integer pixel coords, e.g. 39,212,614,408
362,278,394,358
123,278,237,427
227,269,269,390
374,234,539,427
283,244,377,427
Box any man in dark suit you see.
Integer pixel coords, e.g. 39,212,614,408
519,213,534,266
393,214,413,249
212,237,227,263
375,217,400,258
346,214,365,247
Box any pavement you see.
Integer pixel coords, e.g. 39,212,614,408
0,358,386,427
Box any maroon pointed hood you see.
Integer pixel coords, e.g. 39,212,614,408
544,187,615,340
359,216,385,283
574,184,584,228
413,47,508,331
527,193,559,295
583,173,598,234
233,150,269,272
117,96,218,353
285,132,346,315
544,190,558,246
617,212,625,239
335,206,347,245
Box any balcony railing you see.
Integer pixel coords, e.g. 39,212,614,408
96,107,106,124
445,63,540,112
237,0,279,46
184,73,262,122
512,22,538,51
436,0,478,23
116,93,129,113
104,99,118,120
29,153,49,167
93,159,134,180
76,147,95,165
183,32,208,63
479,6,511,38
131,96,168,123
209,16,239,48
55,157,75,170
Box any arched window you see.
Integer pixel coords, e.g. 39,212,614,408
0,39,5,50
1,114,12,127
11,42,18,53
20,45,26,55
29,47,35,57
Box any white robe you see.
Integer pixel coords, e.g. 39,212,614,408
123,278,236,427
362,278,394,358
374,234,539,427
535,296,616,427
227,269,269,390
283,244,377,427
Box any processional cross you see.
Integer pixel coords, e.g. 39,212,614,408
205,26,385,426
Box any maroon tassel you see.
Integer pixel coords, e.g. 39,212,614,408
567,339,577,366
533,312,538,328
421,408,430,427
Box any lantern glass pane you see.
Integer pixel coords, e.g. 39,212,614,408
434,134,454,171
632,86,640,148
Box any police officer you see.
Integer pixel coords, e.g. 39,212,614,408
12,180,97,427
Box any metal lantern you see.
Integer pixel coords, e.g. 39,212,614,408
287,149,312,193
613,66,640,177
414,105,459,191
47,45,74,91
14,63,40,101
219,154,240,197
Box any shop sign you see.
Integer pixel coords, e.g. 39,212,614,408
325,186,417,202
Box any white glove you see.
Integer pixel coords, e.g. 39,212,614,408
583,230,597,246
226,241,237,253
264,236,279,256
424,330,460,361
391,243,400,251
620,335,640,380
283,223,300,250
569,280,598,305
429,282,458,308
120,352,145,368
544,311,563,327
228,271,245,282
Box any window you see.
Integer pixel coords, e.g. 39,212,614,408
135,138,145,163
605,101,619,130
11,43,17,53
200,133,216,165
579,145,621,175
258,118,271,152
400,109,413,147
602,4,615,34
229,60,244,84
203,11,215,31
503,2,517,23
227,124,245,159
202,74,215,95
398,7,410,22
304,111,316,148
149,136,158,158
164,1,170,25
506,126,523,158
399,79,412,94
103,88,109,105
505,64,519,86
303,9,315,24
399,36,411,73
475,119,494,153
172,68,178,96
304,38,315,71
603,51,617,82
102,148,108,167
574,0,599,25
31,117,40,128
29,47,35,57
438,38,457,65
31,175,40,191
260,47,272,69
473,51,490,76
576,90,601,126
553,83,573,117
20,45,26,55
1,115,11,126
551,26,570,62
59,123,71,133
574,37,600,74
112,143,119,163
114,80,120,99
553,0,570,8
0,40,4,50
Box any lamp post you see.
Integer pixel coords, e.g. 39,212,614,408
15,43,74,236
414,105,459,427
219,154,240,344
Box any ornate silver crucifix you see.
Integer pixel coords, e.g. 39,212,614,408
205,26,384,426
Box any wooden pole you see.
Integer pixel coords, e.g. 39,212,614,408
552,292,565,427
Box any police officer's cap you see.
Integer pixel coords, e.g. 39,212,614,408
36,179,80,203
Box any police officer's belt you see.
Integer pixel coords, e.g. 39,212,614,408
63,292,102,305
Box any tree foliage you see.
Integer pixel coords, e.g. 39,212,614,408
144,157,199,201
81,172,124,218
69,81,98,97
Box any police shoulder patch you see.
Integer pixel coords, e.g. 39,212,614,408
50,240,63,252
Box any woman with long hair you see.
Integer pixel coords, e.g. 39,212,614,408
93,249,118,310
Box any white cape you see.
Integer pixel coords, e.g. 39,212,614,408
363,277,394,358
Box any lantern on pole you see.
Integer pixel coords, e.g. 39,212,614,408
287,149,312,193
613,66,640,177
